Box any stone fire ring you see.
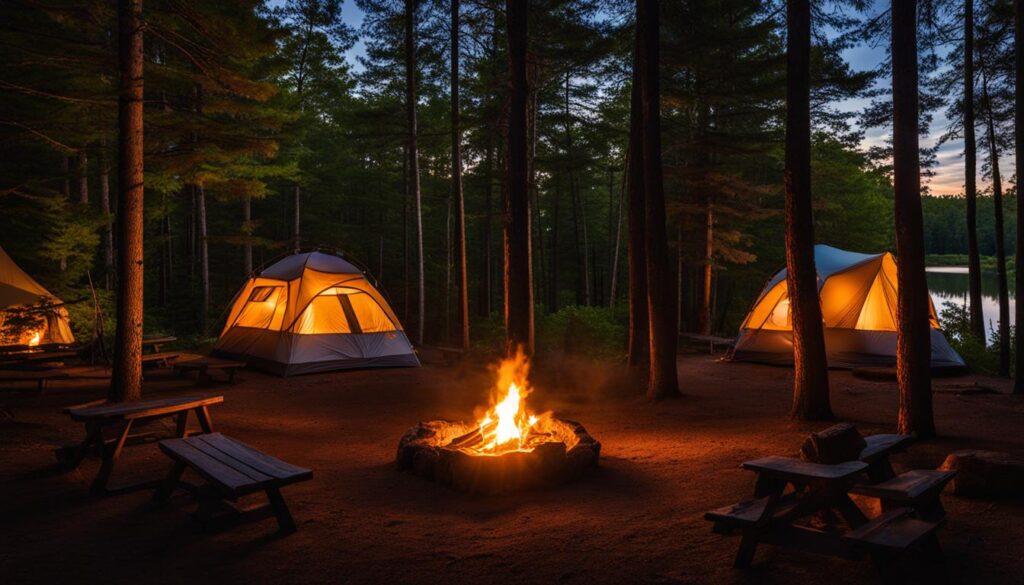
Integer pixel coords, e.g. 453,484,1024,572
396,418,601,494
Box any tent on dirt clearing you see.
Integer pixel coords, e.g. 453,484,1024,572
213,251,419,375
730,244,964,369
0,245,75,348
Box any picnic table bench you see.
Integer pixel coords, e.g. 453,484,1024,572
156,433,312,534
851,432,956,522
141,351,180,368
142,335,177,354
0,368,70,393
706,456,943,579
58,394,223,495
174,356,246,384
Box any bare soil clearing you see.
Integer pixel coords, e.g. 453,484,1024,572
2,353,1023,584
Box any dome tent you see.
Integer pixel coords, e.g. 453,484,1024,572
730,245,964,369
0,245,74,348
213,251,419,375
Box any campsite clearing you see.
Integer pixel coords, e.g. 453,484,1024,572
1,353,1022,584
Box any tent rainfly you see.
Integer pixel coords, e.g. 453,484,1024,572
730,245,965,369
0,245,75,347
213,251,419,375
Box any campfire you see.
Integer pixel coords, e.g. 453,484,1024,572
397,350,600,493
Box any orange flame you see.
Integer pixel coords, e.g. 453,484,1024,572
471,349,546,455
28,330,41,347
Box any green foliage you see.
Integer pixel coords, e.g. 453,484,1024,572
938,303,1002,374
536,305,627,359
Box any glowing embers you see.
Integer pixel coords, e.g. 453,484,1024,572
396,351,600,493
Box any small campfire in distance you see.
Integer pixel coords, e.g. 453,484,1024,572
397,350,600,494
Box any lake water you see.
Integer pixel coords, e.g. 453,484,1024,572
927,266,1015,339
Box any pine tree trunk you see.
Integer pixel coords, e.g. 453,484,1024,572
61,155,71,199
964,0,985,341
504,0,533,356
638,0,679,399
451,0,469,349
550,176,561,312
564,73,590,306
1013,0,1023,394
78,150,89,205
609,157,625,308
786,0,832,420
293,184,301,250
892,0,934,438
243,195,253,276
626,44,649,370
110,0,144,403
405,0,425,345
198,184,209,334
697,204,713,335
480,138,494,318
982,75,1010,376
99,137,114,290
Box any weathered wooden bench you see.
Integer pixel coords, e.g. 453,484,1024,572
156,433,312,534
850,469,957,522
174,356,246,384
141,351,180,368
843,507,945,580
58,394,223,495
0,368,70,393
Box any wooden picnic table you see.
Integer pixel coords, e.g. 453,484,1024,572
174,356,246,384
142,335,177,354
58,394,223,495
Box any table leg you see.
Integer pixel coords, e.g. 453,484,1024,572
834,494,868,528
153,461,187,503
175,411,189,437
195,406,214,433
91,420,133,495
266,487,296,534
58,422,103,470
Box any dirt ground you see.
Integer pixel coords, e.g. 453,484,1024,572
1,350,1023,585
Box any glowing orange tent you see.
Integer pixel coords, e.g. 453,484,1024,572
0,245,74,347
213,251,419,375
730,245,964,368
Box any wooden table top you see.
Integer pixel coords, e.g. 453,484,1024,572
859,433,913,463
742,456,867,482
69,394,223,422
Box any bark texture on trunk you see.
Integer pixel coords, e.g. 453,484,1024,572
637,0,679,400
892,0,934,438
405,0,425,345
243,195,253,276
785,0,832,420
198,184,209,334
293,184,301,250
626,45,649,370
1013,0,1023,393
110,0,144,403
451,0,468,349
78,150,89,205
99,137,114,290
504,0,533,356
964,0,985,341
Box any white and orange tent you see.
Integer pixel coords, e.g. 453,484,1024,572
730,245,964,369
213,251,419,375
0,245,74,347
